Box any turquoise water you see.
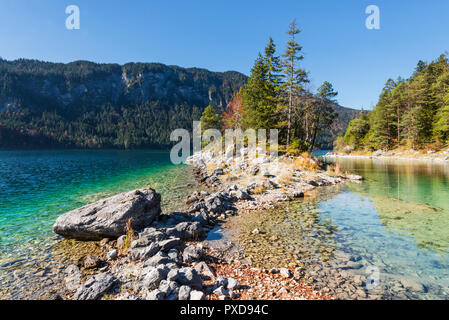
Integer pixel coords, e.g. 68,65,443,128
320,157,449,298
0,150,191,264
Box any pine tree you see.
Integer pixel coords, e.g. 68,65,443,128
309,81,338,150
200,105,222,132
264,37,283,92
242,54,277,130
282,19,308,146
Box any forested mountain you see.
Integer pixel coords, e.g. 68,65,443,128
315,104,360,149
340,54,449,152
0,59,246,149
0,58,357,150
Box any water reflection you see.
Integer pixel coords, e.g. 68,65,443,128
231,157,449,299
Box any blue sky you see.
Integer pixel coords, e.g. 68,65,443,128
0,0,448,110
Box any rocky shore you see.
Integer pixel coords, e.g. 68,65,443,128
25,149,364,300
326,148,449,163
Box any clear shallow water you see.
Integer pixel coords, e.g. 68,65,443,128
231,156,449,299
319,157,449,298
0,150,192,265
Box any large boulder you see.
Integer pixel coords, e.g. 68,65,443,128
53,188,161,240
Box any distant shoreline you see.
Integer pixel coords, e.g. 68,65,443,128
322,152,449,164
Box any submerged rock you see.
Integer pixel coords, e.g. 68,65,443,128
53,188,161,240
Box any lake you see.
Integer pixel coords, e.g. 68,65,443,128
1,150,448,299
0,150,193,269
230,155,449,299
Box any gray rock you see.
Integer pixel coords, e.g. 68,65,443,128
74,273,116,300
265,180,280,189
159,238,182,252
143,251,175,267
280,268,293,278
166,222,204,241
64,265,81,291
138,229,168,245
233,189,251,200
293,190,304,198
159,280,179,298
212,168,224,176
146,289,165,300
249,166,260,176
190,290,205,300
84,255,101,269
117,235,127,249
213,286,229,297
130,242,160,261
167,249,180,262
216,276,228,288
262,170,275,178
307,180,319,187
183,245,202,263
53,188,161,240
178,285,192,300
193,211,210,225
143,267,167,290
167,268,180,282
227,278,240,289
178,267,203,290
107,249,118,260
194,261,216,280
400,278,426,293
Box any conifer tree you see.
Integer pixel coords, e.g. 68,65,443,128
200,105,222,132
242,54,277,130
282,19,308,146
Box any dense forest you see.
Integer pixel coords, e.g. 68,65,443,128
199,20,358,152
339,53,449,152
0,59,246,149
0,22,357,150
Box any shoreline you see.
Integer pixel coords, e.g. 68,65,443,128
1,151,364,300
324,151,449,164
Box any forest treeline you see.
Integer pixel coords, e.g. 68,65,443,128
0,59,246,149
339,53,449,152
200,19,351,153
0,20,356,150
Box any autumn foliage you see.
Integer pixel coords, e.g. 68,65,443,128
222,89,244,131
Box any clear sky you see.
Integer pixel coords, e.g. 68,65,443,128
0,0,448,110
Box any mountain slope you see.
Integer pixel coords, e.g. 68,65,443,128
0,59,246,149
315,104,361,150
0,58,358,150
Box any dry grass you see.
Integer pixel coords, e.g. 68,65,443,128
252,185,267,195
120,218,135,255
326,163,343,177
292,154,319,172
278,171,294,186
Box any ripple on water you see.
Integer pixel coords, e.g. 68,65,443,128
228,183,449,300
0,150,199,299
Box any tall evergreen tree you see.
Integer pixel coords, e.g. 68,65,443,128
264,37,283,92
282,19,308,146
309,81,338,150
242,54,277,130
200,105,222,132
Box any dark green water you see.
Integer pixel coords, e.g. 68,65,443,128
0,150,192,266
